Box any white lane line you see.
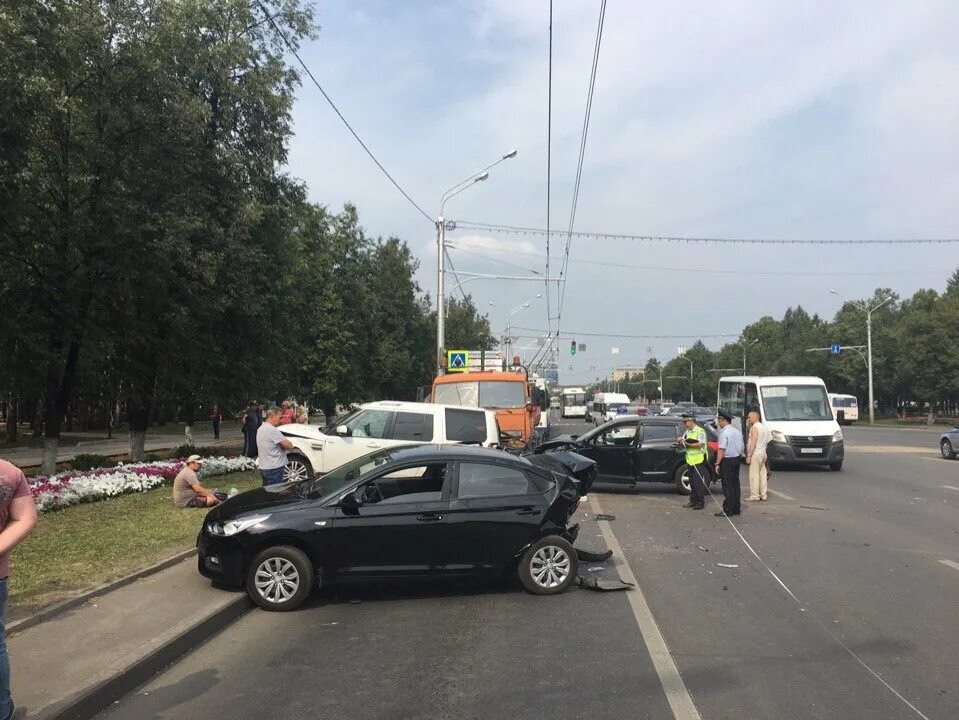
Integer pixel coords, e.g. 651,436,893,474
940,560,959,573
589,496,702,720
942,485,959,491
766,489,796,501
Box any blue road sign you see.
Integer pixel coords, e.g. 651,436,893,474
447,350,469,372
830,343,841,355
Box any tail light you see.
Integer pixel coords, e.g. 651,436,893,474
708,441,718,452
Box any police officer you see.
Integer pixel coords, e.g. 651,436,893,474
679,413,708,510
715,409,745,516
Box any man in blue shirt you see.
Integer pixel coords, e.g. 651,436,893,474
715,409,744,516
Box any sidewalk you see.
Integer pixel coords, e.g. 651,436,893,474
7,556,251,720
3,430,242,469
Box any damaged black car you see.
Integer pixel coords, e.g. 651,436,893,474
198,444,597,611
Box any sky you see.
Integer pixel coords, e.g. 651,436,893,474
283,0,959,383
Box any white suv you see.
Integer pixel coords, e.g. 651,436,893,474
279,401,500,481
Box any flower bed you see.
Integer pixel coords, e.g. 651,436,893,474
29,456,257,513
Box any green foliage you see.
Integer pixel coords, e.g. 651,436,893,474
70,454,114,472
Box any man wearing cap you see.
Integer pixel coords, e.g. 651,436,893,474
715,410,745,516
172,456,221,508
679,413,708,510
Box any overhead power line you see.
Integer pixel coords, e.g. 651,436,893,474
452,221,959,245
446,244,945,277
510,326,737,339
253,0,432,224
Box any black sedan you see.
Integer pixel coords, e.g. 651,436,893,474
198,445,596,611
536,415,718,495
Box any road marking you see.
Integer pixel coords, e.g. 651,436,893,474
940,560,959,573
589,496,702,720
766,489,795,501
942,485,959,491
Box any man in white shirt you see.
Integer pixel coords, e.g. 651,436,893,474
745,408,772,501
257,406,295,486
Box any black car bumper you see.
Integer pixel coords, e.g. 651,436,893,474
197,531,247,587
767,440,844,465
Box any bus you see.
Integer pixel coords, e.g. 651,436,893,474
718,376,844,471
560,387,588,419
828,393,859,425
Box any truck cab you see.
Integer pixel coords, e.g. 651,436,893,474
431,369,536,449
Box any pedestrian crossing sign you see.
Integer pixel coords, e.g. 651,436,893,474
447,350,469,372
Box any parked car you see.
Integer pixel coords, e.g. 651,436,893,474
940,426,959,459
197,444,597,611
692,406,717,424
279,402,499,482
645,404,662,416
536,415,718,495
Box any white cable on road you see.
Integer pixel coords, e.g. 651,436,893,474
589,496,702,720
765,489,796,501
939,559,959,573
702,483,934,720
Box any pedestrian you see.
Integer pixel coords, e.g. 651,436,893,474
679,413,708,510
0,458,39,720
172,455,223,508
242,401,261,459
279,400,295,426
256,406,295,486
714,409,744,517
183,404,196,446
745,407,772,501
211,405,223,440
295,404,309,424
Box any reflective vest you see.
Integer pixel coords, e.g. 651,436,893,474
684,426,707,465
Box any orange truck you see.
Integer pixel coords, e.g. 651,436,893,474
431,368,540,449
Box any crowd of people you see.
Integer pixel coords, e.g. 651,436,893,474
239,400,308,459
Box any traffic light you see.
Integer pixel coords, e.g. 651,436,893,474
570,340,577,356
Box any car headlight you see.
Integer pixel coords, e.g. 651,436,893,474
208,514,271,537
770,430,787,443
832,429,843,442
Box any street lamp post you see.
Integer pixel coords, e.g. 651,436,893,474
741,338,759,375
830,290,894,425
504,293,542,360
678,352,694,402
436,150,518,374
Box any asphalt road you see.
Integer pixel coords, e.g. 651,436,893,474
97,419,958,720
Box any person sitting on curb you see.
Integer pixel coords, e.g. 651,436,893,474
172,455,223,508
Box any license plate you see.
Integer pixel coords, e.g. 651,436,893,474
800,447,822,454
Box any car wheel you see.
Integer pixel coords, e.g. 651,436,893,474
247,545,315,611
829,460,843,471
674,463,693,495
941,439,955,460
284,454,314,483
518,536,578,595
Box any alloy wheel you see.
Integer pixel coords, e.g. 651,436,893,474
529,545,571,589
254,557,300,604
284,459,310,482
942,440,955,460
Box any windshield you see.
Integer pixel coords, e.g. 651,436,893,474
434,380,525,409
300,447,398,499
762,385,832,421
563,392,586,405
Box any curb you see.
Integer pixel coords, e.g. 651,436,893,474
7,549,198,637
32,592,252,720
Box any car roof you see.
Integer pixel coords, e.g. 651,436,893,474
363,400,492,416
608,415,682,424
386,444,532,465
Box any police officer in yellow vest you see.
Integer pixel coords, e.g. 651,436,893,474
679,413,708,510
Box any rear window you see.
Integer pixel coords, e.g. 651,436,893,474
457,463,534,498
390,412,435,442
445,408,488,443
644,424,679,441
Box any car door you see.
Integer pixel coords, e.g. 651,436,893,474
329,461,452,579
576,422,640,483
321,408,395,472
636,423,682,482
444,460,551,573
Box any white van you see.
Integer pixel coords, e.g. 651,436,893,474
828,393,859,425
718,376,844,470
589,392,632,426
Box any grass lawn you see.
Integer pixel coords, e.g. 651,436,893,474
8,469,263,618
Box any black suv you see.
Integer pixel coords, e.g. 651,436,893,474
536,415,718,494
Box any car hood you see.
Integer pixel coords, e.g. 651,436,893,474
526,450,596,496
765,420,839,437
209,483,305,521
278,424,325,440
535,434,582,452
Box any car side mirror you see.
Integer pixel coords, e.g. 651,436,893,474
336,425,352,437
339,490,361,514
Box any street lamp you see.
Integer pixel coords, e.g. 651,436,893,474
677,348,694,402
436,150,518,374
829,289,894,425
504,293,542,360
741,338,759,375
